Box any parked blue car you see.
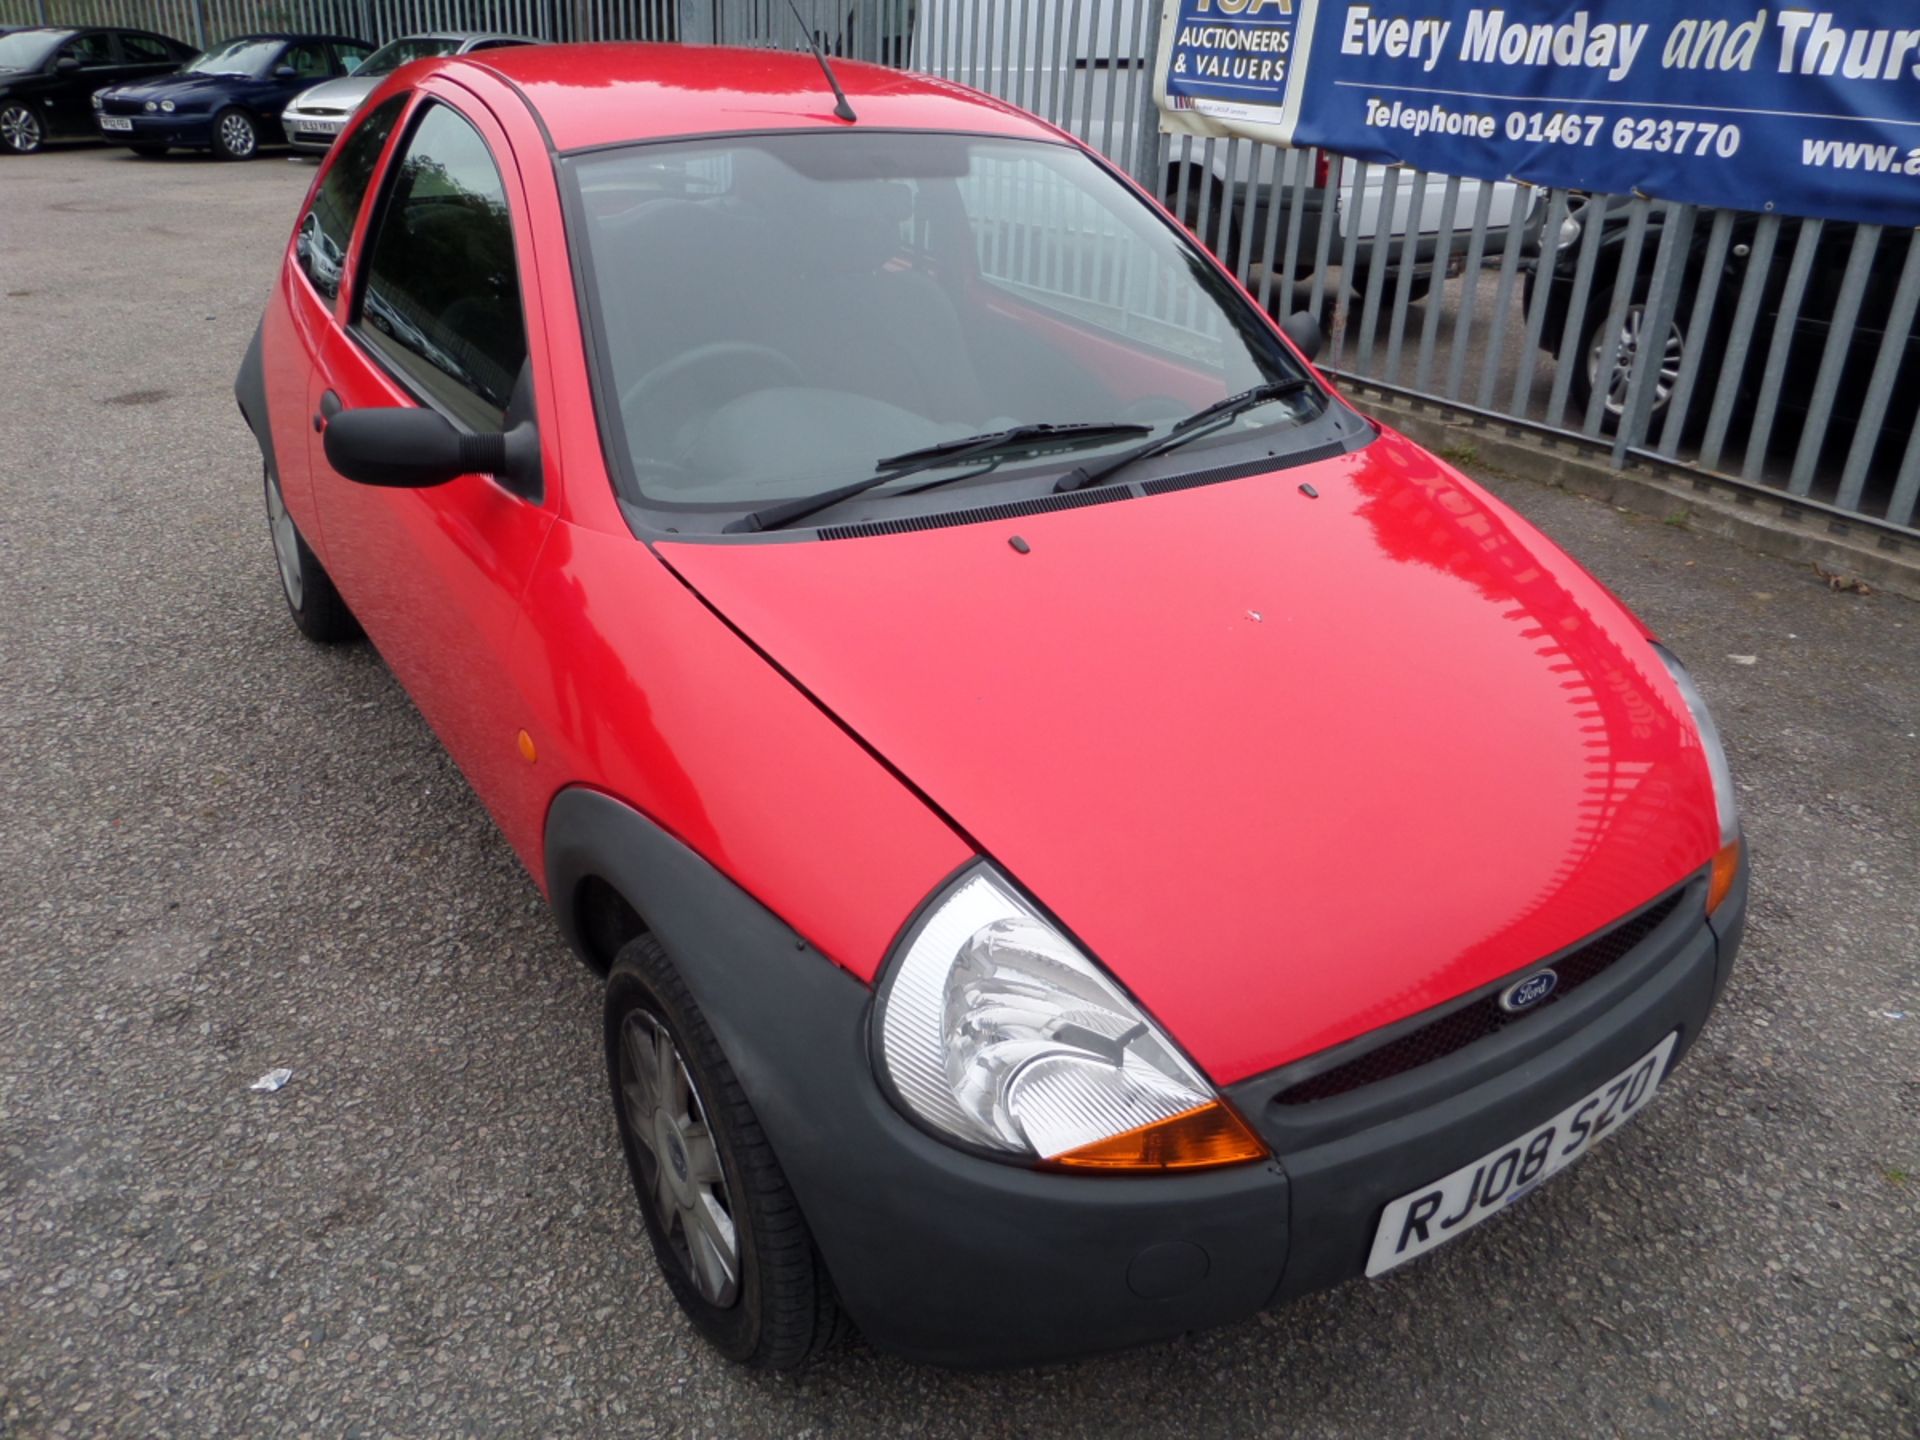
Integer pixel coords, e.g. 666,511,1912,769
93,33,372,160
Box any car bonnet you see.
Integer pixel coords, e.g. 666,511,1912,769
655,432,1721,1084
284,73,375,110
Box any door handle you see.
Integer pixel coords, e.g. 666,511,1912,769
312,389,342,432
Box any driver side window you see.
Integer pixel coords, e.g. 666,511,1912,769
295,93,407,302
354,102,528,431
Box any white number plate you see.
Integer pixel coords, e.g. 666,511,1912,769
297,121,342,135
1366,1031,1679,1277
99,116,133,132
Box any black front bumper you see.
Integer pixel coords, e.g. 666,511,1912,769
549,796,1746,1368
95,111,215,148
1232,868,1741,1302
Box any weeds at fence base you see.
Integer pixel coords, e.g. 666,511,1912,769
1813,564,1874,595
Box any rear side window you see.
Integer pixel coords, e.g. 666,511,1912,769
58,32,114,67
334,41,374,74
118,33,175,63
294,94,407,302
356,103,527,429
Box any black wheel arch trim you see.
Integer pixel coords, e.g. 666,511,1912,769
540,784,1295,1367
234,313,276,479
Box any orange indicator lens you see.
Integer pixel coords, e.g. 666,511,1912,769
1045,1100,1268,1173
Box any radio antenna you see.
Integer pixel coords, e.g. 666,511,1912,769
783,0,858,123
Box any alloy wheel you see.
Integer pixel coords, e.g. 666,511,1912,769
617,1010,740,1307
219,112,256,158
265,471,304,610
1589,304,1685,419
1,104,42,154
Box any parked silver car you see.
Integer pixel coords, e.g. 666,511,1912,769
279,30,538,151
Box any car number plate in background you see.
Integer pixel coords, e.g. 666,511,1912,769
99,117,132,132
1366,1031,1680,1277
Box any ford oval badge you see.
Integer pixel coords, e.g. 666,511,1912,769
1499,969,1559,1013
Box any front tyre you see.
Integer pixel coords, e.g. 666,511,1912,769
212,107,258,161
263,466,358,642
0,102,45,155
604,935,844,1369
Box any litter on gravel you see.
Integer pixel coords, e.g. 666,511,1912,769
249,1067,293,1092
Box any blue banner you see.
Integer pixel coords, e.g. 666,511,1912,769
1156,2,1920,227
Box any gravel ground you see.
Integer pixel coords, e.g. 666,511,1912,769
1,146,1915,1439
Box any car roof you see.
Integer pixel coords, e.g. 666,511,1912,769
448,42,1055,154
4,23,180,40
395,31,538,43
216,33,369,44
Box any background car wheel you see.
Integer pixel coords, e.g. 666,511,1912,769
212,108,258,161
263,466,358,642
604,934,845,1369
0,102,44,155
129,143,168,158
1572,301,1687,434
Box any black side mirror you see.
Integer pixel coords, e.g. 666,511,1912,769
1281,312,1324,363
323,406,539,493
55,55,81,72
274,64,298,79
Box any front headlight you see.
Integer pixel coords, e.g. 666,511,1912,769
1654,644,1742,911
875,866,1267,1171
1556,214,1582,250
160,100,175,113
91,93,104,110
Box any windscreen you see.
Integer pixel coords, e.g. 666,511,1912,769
360,36,462,77
567,131,1314,518
0,31,63,71
182,39,281,76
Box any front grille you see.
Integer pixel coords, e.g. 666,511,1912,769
1271,891,1684,1106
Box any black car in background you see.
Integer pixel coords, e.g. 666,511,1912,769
1526,197,1918,483
93,33,373,160
0,25,195,154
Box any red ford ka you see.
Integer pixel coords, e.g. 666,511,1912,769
235,41,1747,1369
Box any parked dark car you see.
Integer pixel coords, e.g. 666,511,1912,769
93,32,373,160
1526,197,1918,474
0,25,195,155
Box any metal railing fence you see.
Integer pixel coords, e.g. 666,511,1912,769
3,0,1911,530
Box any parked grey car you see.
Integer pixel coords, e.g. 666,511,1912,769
279,31,538,151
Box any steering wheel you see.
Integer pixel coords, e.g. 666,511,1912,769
620,342,803,460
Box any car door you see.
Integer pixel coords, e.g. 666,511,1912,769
45,29,114,137
306,89,557,833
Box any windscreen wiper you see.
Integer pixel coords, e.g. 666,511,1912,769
1053,379,1314,494
725,421,1151,534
